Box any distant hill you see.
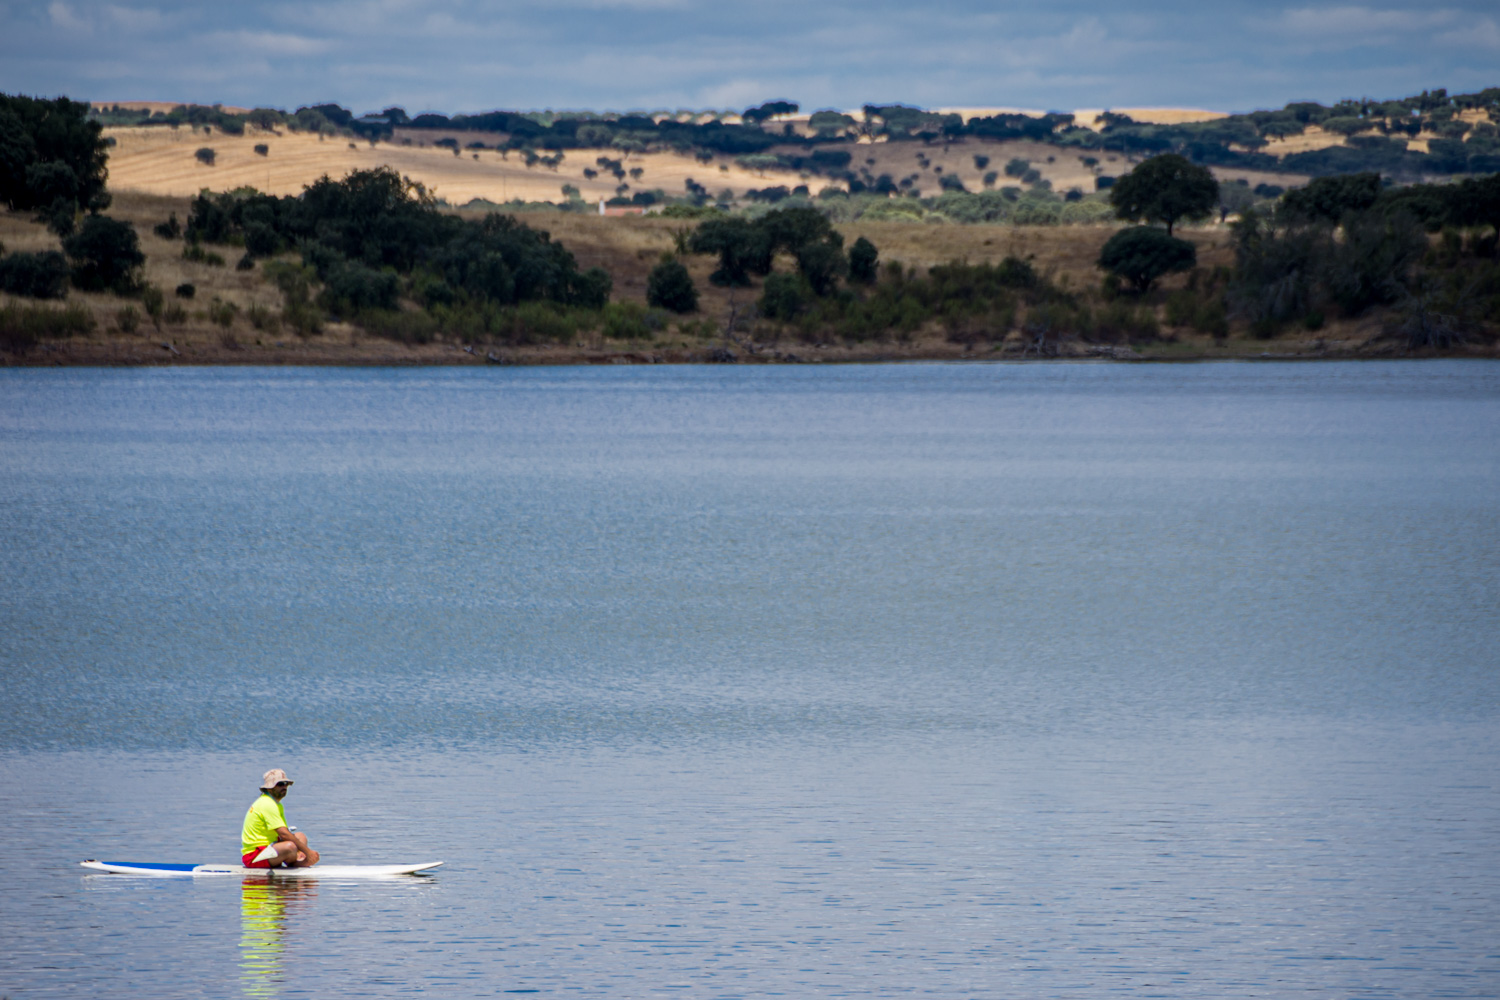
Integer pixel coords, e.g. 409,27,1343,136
92,88,1500,186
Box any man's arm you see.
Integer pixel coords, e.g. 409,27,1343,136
273,825,309,849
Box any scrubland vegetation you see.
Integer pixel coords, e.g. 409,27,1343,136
3,90,1498,364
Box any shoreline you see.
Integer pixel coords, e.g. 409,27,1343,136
7,334,1489,367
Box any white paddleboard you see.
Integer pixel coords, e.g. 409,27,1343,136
81,860,442,877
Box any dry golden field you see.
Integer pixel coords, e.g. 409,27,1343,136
103,126,816,205
102,124,1316,209
101,101,1477,211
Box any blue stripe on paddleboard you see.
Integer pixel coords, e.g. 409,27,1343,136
106,862,203,871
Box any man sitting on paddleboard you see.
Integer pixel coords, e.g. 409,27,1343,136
241,769,320,868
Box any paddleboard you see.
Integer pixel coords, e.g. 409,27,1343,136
81,860,442,877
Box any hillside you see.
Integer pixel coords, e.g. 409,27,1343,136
103,122,1301,209
2,90,1495,368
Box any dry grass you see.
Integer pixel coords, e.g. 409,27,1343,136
1072,108,1230,128
7,182,1484,366
2,193,1250,365
104,124,1311,209
103,126,819,205
2,191,330,357
505,212,1236,322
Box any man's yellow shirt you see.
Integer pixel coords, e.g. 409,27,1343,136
241,794,288,854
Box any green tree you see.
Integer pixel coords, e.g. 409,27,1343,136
689,218,771,286
320,259,399,311
795,240,847,296
1108,153,1219,235
759,272,809,320
1279,172,1381,224
0,250,70,298
757,206,839,257
743,101,799,125
1217,179,1256,222
646,255,698,313
1322,210,1425,315
848,236,879,284
247,108,285,131
1448,173,1500,250
63,215,144,292
1097,226,1197,292
0,93,110,213
809,110,855,136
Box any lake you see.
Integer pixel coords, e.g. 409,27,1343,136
1,361,1497,998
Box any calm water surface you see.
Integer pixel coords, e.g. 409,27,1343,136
1,362,1497,998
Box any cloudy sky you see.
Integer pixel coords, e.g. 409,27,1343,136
2,0,1497,116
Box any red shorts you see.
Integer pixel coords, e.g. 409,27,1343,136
242,846,278,868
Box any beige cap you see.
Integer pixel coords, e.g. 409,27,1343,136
260,768,293,790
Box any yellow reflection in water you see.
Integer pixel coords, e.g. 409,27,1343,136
239,877,316,998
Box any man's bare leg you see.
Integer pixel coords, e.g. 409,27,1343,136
287,831,319,867
265,839,318,867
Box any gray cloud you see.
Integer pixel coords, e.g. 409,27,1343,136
0,0,1494,112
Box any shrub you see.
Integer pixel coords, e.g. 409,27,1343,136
601,301,652,339
246,302,280,332
1279,173,1382,224
507,301,578,344
848,236,879,284
321,260,398,312
1323,210,1425,315
141,285,165,327
645,256,698,313
1165,288,1229,336
36,196,77,237
795,240,848,296
355,307,435,344
243,222,279,258
1089,300,1160,343
63,215,145,292
235,253,255,271
1097,226,1197,292
0,301,94,351
284,302,323,336
195,147,216,166
163,301,187,325
153,213,182,240
115,304,140,333
173,167,611,310
0,250,70,298
1227,213,1326,335
760,272,810,321
182,243,225,267
572,267,612,310
175,282,196,298
208,298,239,328
253,144,269,156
